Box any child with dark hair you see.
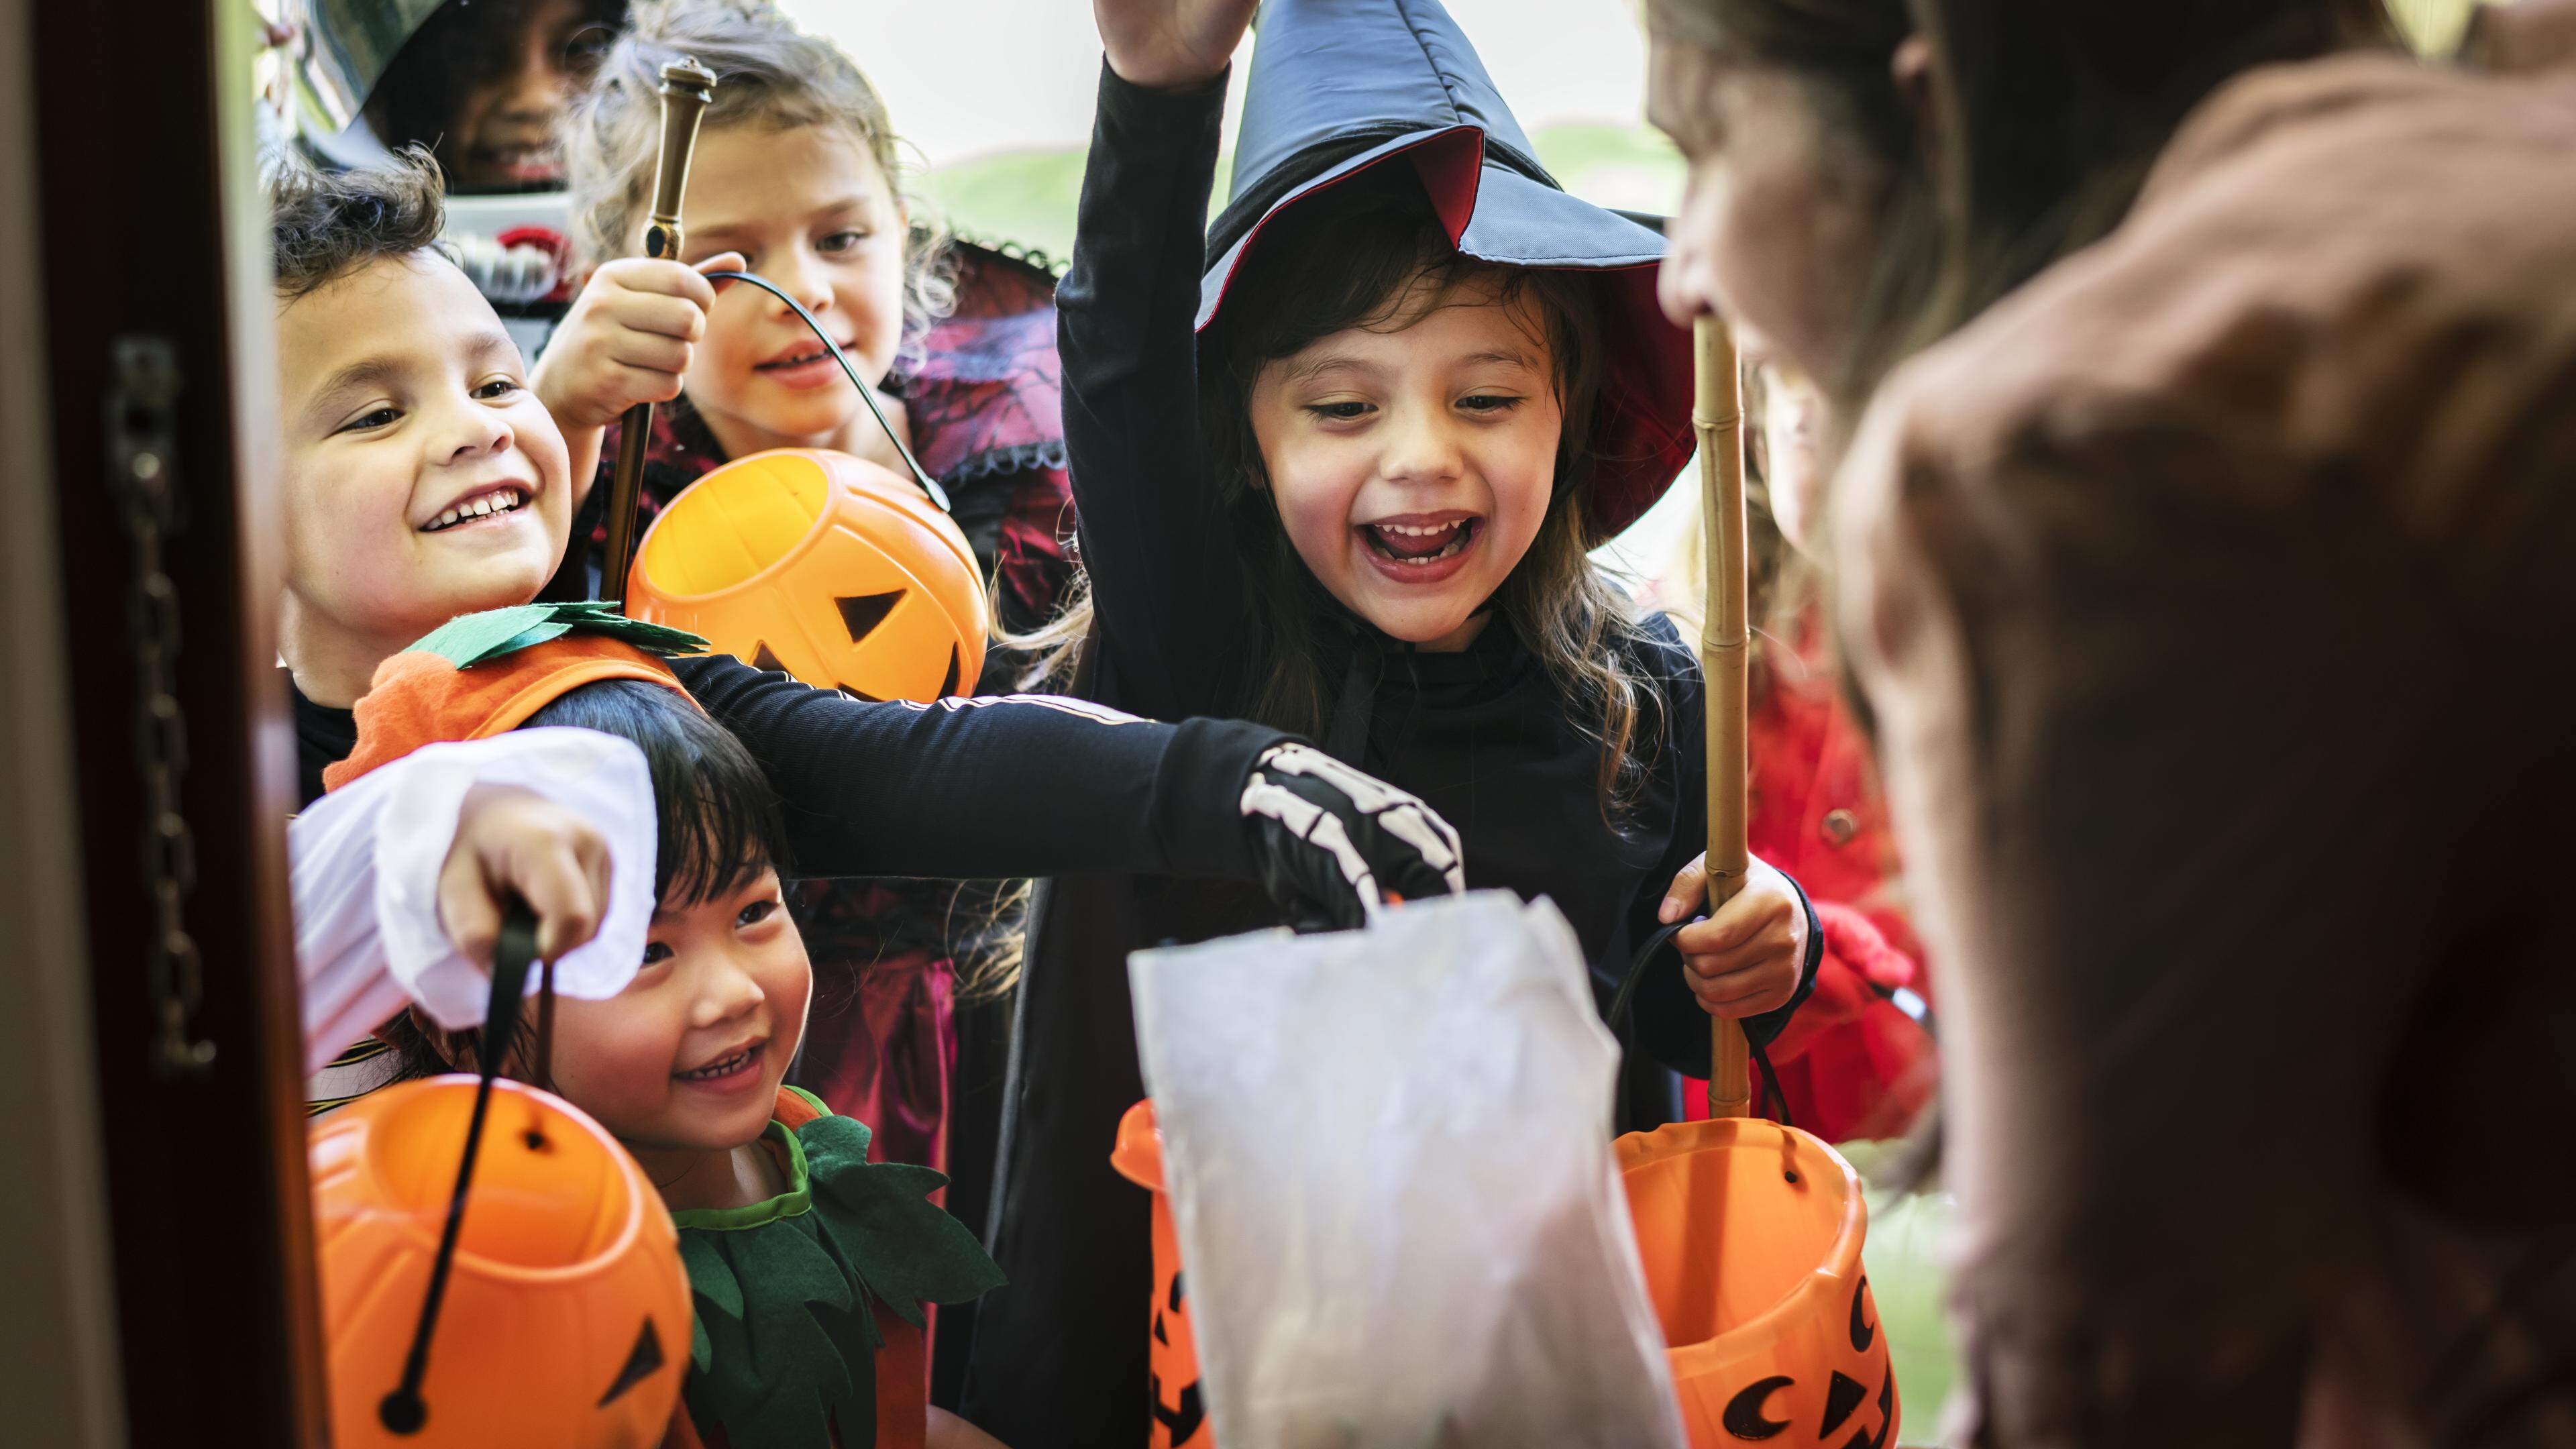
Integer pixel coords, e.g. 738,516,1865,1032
266,152,1467,1113
963,1,1821,1438
325,618,1012,1448
362,0,625,193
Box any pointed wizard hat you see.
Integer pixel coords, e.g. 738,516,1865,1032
1199,0,1693,539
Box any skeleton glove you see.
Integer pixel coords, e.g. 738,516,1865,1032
1238,743,1466,932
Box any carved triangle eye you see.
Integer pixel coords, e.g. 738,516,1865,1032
1821,1370,1868,1435
938,643,961,698
751,643,788,676
836,590,905,642
596,1318,665,1407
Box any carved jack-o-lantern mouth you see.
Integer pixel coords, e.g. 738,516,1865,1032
1717,1275,1895,1446
627,449,990,703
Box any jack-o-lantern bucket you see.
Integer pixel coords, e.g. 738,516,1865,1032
1616,1118,1898,1448
1110,1099,1212,1447
312,1076,693,1448
625,448,989,702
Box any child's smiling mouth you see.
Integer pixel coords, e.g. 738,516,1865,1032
754,338,861,391
421,484,533,534
1356,512,1482,584
674,1038,767,1087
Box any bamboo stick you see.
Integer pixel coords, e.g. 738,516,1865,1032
1694,315,1754,1119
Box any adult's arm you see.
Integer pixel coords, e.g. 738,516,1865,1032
1055,63,1252,720
677,654,1282,883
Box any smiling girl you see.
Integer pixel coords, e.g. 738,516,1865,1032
531,0,1091,1197
356,641,1014,1448
961,0,1823,1437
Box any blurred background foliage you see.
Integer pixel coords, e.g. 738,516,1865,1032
909,0,2486,264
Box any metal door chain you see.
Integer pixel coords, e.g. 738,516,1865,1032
110,336,216,1077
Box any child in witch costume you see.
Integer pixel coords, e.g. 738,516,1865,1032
963,1,1820,1438
536,0,1084,1178
268,155,1467,1110
329,608,1010,1448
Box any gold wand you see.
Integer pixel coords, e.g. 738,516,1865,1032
599,56,716,608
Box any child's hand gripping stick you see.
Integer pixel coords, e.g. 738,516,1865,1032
1695,313,1754,1118
600,56,716,609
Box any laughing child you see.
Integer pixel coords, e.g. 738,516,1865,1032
268,152,1467,1108
961,2,1823,1433
329,618,1012,1448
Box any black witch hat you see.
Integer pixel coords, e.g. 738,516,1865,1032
1199,0,1693,539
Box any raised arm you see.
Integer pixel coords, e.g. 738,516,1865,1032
1057,40,1255,720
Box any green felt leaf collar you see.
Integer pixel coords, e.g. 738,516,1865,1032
672,1089,1006,1449
407,600,709,669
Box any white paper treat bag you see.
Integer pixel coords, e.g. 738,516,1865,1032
1128,890,1685,1449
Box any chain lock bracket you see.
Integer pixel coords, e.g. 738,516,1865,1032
108,335,217,1078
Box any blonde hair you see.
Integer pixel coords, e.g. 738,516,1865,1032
563,0,955,366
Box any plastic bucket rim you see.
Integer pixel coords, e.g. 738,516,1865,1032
348,1075,657,1287
1617,1116,1874,1373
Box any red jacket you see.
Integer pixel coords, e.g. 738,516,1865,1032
1686,643,1937,1142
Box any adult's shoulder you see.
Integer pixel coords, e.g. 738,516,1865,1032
1837,53,2576,636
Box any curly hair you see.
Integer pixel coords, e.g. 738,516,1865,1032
268,147,451,301
562,0,955,364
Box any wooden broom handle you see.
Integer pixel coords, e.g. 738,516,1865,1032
1694,315,1754,1118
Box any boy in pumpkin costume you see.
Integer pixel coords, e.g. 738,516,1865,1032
268,152,1467,1112
325,602,1014,1448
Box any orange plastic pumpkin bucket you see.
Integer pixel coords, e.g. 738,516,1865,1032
311,1076,692,1448
1111,1099,1212,1447
625,447,989,701
1616,1118,1898,1448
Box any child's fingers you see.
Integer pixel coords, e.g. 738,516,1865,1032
1658,852,1709,924
695,251,749,292
603,256,724,313
606,360,686,405
435,849,505,971
1673,885,1789,958
1680,932,1796,987
1688,961,1794,1017
600,331,694,378
602,288,708,344
513,832,610,964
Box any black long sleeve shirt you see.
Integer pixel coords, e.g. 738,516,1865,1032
1053,66,1809,1075
294,653,1287,884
